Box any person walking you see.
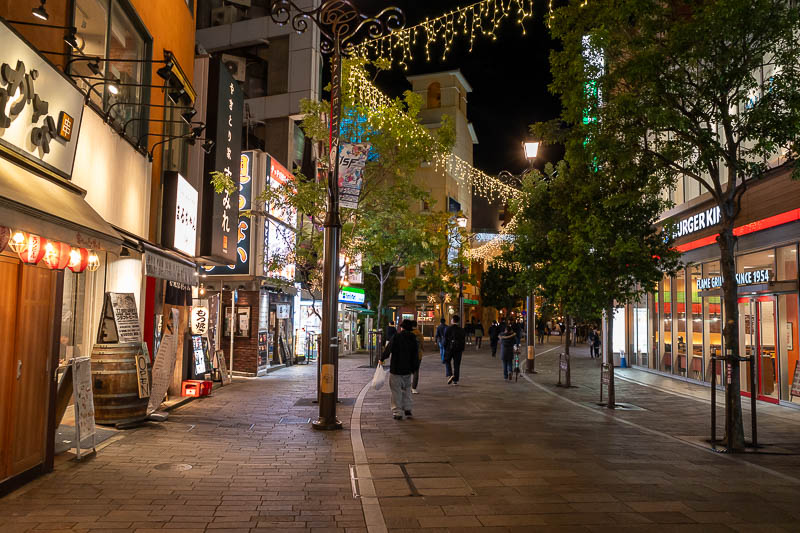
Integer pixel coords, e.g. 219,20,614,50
592,327,602,359
411,320,424,394
489,320,500,357
435,318,447,363
536,318,546,345
444,315,466,385
474,320,484,349
499,325,518,381
380,319,420,420
465,320,474,345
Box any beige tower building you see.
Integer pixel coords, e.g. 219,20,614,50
390,70,481,333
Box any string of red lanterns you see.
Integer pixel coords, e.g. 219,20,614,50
0,226,99,273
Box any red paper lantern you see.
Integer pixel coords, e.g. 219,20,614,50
0,226,9,253
43,241,71,270
68,247,89,273
19,234,47,264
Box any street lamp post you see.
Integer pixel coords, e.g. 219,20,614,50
270,0,404,431
499,141,539,373
456,216,468,323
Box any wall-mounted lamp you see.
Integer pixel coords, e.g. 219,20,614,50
32,1,49,21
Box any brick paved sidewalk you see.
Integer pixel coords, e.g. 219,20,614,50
359,342,800,532
0,355,377,533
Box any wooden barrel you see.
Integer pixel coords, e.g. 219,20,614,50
90,343,148,425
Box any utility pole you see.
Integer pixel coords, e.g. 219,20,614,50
269,1,405,431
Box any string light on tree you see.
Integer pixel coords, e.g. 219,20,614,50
350,0,536,70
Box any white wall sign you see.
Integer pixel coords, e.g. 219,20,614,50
276,304,290,319
0,21,85,179
673,206,721,239
174,174,198,256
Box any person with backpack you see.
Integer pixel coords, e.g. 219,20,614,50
380,319,420,420
435,318,447,363
444,315,466,385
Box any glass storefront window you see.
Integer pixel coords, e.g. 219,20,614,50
703,261,723,383
651,283,660,369
736,248,775,281
675,270,687,377
779,293,799,402
661,275,673,373
634,296,648,367
689,265,703,380
777,245,798,281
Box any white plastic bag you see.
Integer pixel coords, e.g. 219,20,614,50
372,364,387,391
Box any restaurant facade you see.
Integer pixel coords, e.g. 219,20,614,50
620,157,800,407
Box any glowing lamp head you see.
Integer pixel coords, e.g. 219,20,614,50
523,141,540,159
19,234,47,264
8,230,26,253
87,251,100,272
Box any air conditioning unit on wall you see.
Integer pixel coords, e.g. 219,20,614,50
211,5,238,26
222,54,246,82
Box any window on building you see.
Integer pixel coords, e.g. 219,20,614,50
777,245,797,281
736,248,775,281
162,102,190,175
73,0,151,140
702,260,723,383
427,82,441,109
689,264,703,379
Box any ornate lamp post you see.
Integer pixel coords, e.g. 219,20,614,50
270,0,404,431
498,141,539,372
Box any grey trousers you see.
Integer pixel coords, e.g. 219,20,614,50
389,373,413,415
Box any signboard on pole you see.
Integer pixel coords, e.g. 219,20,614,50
338,143,370,209
72,356,95,459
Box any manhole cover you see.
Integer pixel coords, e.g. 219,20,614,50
154,463,193,471
294,397,355,406
279,416,311,424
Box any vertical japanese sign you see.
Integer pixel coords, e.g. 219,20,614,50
204,151,252,275
200,57,243,264
338,143,370,209
263,154,297,281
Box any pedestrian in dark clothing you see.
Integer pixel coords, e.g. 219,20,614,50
411,321,424,394
380,320,420,420
536,318,546,344
444,315,466,385
499,326,518,380
474,321,484,349
435,318,447,363
385,321,397,346
489,321,499,357
512,321,522,346
592,328,602,358
465,321,474,345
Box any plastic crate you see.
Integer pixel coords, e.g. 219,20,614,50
181,380,212,397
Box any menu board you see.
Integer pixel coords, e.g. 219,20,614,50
72,357,95,440
97,292,141,344
791,361,800,398
192,335,207,375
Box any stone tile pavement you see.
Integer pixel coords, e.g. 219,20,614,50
2,341,800,532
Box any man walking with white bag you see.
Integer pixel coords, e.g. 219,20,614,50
379,319,420,420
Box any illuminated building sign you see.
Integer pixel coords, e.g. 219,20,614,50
338,286,365,304
696,269,771,291
673,206,721,239
205,152,252,275
0,20,84,179
199,57,242,263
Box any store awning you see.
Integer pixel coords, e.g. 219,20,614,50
143,242,197,286
0,155,122,252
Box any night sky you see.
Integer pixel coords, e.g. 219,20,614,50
352,0,563,176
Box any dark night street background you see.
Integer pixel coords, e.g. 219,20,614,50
353,0,563,176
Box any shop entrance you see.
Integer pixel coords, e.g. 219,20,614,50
738,296,779,403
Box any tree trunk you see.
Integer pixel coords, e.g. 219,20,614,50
606,303,616,409
718,206,745,450
565,314,571,387
377,265,385,330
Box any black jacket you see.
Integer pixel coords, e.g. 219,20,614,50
444,324,466,355
380,330,420,375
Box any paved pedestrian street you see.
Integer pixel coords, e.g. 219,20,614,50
3,342,800,533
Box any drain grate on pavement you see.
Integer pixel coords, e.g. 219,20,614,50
294,397,356,406
154,463,193,472
279,416,311,424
